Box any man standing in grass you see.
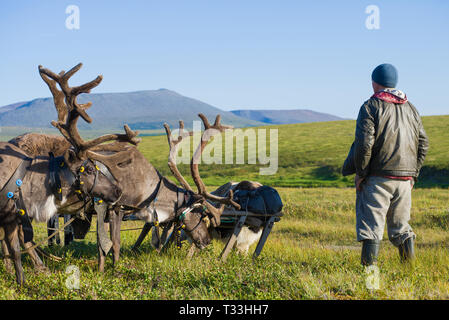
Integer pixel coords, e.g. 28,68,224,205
342,63,429,266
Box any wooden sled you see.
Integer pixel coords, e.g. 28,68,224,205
218,208,282,261
131,181,283,260
146,208,282,261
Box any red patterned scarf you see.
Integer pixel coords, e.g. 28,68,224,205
372,88,408,104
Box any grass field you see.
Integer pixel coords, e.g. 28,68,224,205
2,115,448,189
0,116,448,299
136,115,449,188
1,187,448,300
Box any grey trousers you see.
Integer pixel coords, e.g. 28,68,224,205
356,176,416,247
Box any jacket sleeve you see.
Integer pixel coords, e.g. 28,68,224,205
342,142,356,176
416,115,429,176
354,101,376,178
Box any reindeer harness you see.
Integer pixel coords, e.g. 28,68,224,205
123,170,208,250
0,157,34,242
47,152,120,254
0,152,117,246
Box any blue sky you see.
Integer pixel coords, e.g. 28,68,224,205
0,0,448,118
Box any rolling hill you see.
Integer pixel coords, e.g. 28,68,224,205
0,90,346,133
230,109,344,124
136,115,449,188
0,89,265,130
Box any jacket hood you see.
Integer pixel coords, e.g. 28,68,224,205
372,88,408,104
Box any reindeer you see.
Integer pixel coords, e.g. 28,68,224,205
0,65,130,284
10,63,240,273
9,115,261,264
132,116,265,256
129,114,243,251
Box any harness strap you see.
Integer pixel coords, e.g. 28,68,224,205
59,160,76,187
49,156,116,205
48,154,76,199
120,172,165,217
150,222,161,249
0,157,32,209
0,157,34,242
94,161,116,183
87,160,99,195
16,187,34,242
177,188,186,211
138,173,164,209
49,153,63,201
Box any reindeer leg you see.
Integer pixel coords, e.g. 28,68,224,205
63,214,74,246
187,243,197,259
95,202,113,272
18,224,47,272
96,227,106,273
23,242,48,272
151,226,162,249
160,222,173,247
131,222,152,252
4,222,25,285
47,215,60,246
1,240,13,273
159,229,175,253
109,209,124,267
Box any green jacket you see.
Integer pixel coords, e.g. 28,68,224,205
342,95,429,178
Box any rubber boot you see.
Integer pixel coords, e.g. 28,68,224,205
398,237,415,262
361,239,381,266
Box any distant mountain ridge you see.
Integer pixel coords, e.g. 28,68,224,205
0,90,345,131
0,89,264,130
0,101,29,114
230,109,344,124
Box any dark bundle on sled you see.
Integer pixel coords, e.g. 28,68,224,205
233,185,283,216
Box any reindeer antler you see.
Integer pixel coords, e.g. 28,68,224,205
38,63,141,158
39,68,67,123
163,115,240,226
191,114,240,211
163,120,194,192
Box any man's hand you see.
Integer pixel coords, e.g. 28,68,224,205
355,174,365,191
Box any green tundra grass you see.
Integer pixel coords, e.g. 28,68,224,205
0,187,448,299
0,115,448,299
136,115,449,188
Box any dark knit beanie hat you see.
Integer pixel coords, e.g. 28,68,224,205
371,63,398,88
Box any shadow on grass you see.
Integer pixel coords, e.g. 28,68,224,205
37,236,161,263
415,213,449,229
416,166,449,188
311,165,341,180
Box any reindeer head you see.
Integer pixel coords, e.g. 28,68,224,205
38,63,141,203
164,114,241,248
62,148,122,203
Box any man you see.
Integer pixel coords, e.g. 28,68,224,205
342,63,429,266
